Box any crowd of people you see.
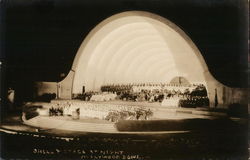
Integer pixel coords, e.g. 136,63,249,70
49,107,64,116
101,83,196,93
179,97,209,108
77,83,207,104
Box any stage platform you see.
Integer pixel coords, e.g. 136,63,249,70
24,116,117,133
15,99,227,134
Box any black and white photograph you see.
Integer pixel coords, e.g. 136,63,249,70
0,0,248,159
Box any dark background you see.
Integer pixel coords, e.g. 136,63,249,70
0,0,248,102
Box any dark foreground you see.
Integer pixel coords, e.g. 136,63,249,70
0,117,248,160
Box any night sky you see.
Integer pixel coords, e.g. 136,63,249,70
0,0,248,91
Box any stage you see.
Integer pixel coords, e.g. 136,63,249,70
3,99,228,134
